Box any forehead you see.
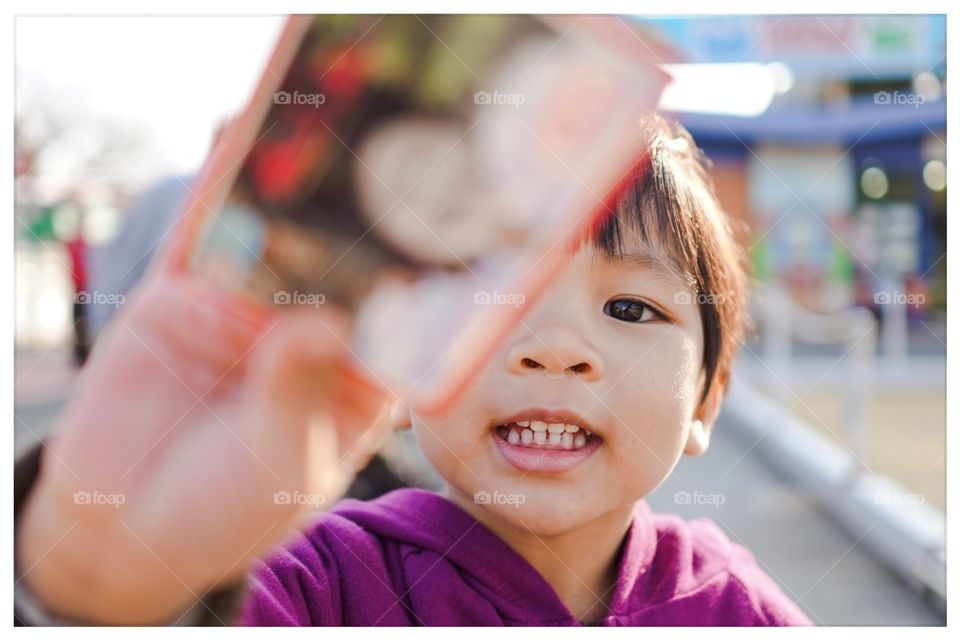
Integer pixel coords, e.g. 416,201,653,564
575,220,694,288
594,243,690,286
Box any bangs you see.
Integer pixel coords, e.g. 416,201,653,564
588,119,715,295
589,158,701,291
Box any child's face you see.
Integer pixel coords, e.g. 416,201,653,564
408,234,719,535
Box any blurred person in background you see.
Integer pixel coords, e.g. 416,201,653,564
63,206,90,366
87,173,191,340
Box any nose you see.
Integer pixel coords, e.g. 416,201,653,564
506,326,604,380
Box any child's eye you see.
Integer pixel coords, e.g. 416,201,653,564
603,298,664,324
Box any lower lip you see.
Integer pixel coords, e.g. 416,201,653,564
492,426,602,473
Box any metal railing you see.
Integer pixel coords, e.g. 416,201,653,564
752,285,877,467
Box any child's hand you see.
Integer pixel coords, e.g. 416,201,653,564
17,270,393,624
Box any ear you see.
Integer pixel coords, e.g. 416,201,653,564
389,398,412,430
683,372,725,457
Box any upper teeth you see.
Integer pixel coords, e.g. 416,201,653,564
518,420,582,433
501,421,594,450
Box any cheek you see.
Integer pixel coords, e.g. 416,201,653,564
407,341,549,500
669,336,704,406
408,388,488,487
605,334,702,483
610,330,701,411
410,413,464,476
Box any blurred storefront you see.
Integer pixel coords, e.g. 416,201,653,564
647,15,946,320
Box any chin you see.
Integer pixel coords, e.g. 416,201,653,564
505,507,589,538
476,487,607,537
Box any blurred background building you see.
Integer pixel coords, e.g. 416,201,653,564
652,15,946,323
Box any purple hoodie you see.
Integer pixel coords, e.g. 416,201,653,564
238,488,812,626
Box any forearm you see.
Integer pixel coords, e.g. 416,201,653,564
14,443,245,626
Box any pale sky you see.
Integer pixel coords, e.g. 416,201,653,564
16,16,286,179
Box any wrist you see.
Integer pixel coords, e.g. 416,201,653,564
16,482,195,624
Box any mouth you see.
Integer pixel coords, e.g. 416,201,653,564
490,409,603,473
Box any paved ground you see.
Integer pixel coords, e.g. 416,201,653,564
736,333,946,508
645,407,944,625
14,347,945,626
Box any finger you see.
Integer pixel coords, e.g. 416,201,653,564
238,307,352,474
103,272,277,378
329,370,396,471
52,273,282,473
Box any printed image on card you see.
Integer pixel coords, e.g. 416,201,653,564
184,15,668,412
